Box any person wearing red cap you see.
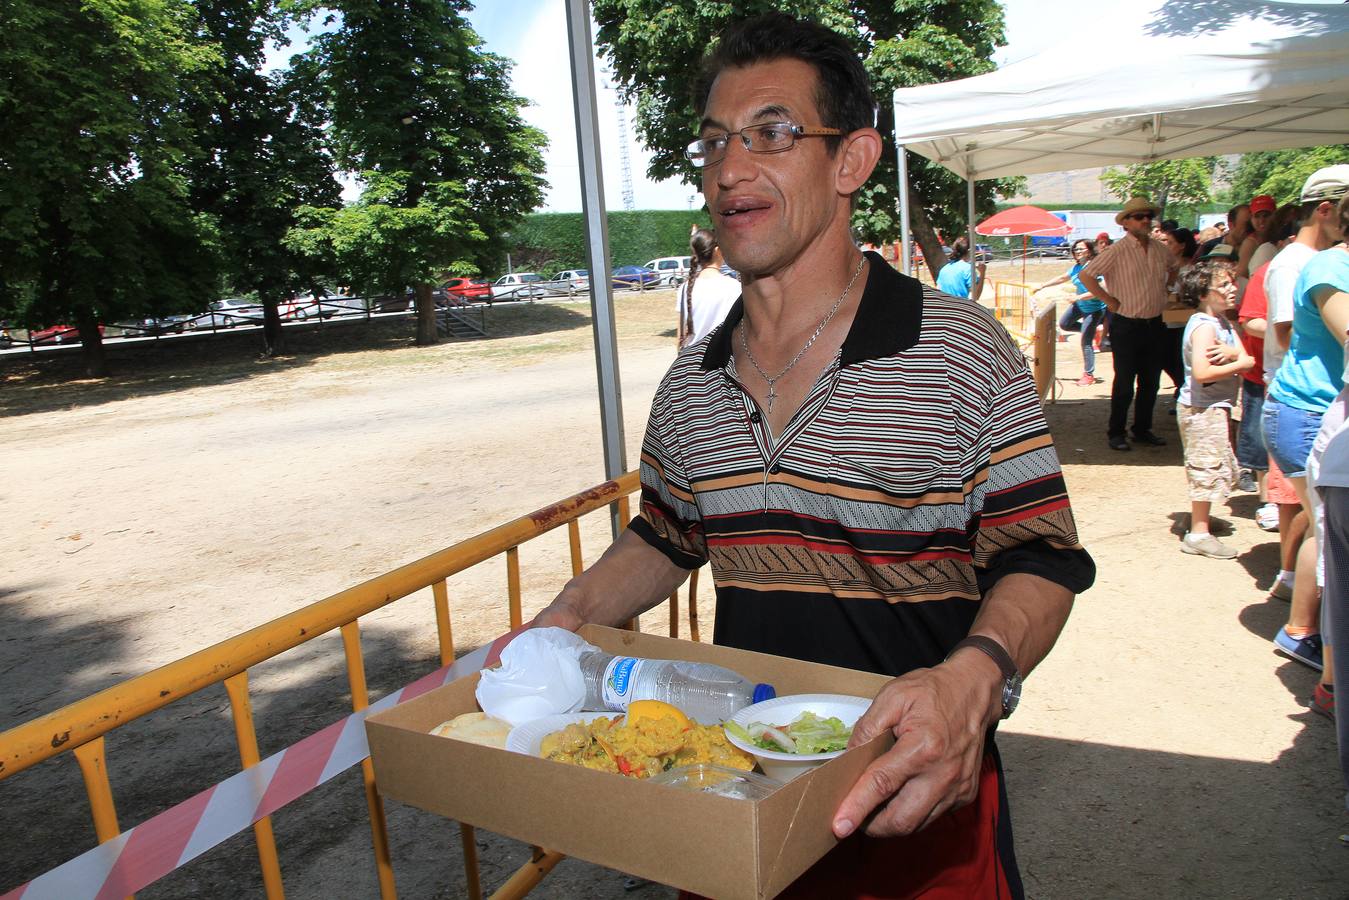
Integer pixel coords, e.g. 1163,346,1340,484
1238,195,1277,280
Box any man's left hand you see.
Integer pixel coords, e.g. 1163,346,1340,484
831,655,999,839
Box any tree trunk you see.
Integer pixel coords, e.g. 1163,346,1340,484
1158,176,1171,221
76,306,107,378
910,200,949,282
261,297,288,357
414,282,437,345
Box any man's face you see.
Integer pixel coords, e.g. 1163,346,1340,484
1230,207,1251,242
700,58,845,277
1121,211,1154,239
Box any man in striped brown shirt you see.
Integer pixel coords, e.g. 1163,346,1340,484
1080,197,1179,451
534,13,1094,898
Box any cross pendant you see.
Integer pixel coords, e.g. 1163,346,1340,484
765,383,777,411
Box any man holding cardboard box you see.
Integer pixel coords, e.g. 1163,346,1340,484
534,13,1094,897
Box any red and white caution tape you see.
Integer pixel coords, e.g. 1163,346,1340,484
2,633,516,900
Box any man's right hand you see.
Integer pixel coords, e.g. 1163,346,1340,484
529,593,585,632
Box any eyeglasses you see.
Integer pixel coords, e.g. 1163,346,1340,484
1072,246,1090,254
1125,212,1155,221
685,122,842,168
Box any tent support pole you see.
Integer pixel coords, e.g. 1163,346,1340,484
966,176,976,276
898,144,912,275
565,0,627,540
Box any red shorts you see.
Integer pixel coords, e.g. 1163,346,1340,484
680,747,1022,899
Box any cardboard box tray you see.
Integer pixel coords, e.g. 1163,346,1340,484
366,625,893,900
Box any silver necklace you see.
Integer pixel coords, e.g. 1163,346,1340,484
739,254,866,411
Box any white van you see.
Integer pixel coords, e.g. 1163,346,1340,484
645,256,692,286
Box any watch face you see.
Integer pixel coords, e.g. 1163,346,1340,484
1002,677,1022,718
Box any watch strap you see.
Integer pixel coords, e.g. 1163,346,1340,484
948,635,1018,681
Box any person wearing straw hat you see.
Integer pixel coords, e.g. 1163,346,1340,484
1079,197,1179,452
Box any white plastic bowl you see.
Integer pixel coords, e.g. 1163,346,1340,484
725,693,872,782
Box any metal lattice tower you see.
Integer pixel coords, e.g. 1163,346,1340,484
614,96,635,210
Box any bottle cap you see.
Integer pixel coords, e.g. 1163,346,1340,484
752,683,776,704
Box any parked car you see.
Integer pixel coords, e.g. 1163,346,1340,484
132,315,192,336
611,265,661,290
491,272,547,302
31,324,79,344
645,256,691,286
441,278,491,305
186,298,263,329
32,323,106,344
550,270,590,293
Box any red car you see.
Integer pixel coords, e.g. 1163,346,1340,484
441,278,491,305
31,324,103,344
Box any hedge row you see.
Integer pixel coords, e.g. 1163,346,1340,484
505,209,712,274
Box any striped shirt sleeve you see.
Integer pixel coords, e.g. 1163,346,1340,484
969,328,1095,594
629,372,708,569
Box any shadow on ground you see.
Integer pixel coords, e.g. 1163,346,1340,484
0,303,592,419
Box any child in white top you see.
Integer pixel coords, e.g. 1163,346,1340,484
1176,259,1254,559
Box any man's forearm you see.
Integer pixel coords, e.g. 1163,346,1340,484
947,573,1075,723
1080,274,1116,311
548,527,692,627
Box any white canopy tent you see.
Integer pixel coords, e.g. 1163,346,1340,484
890,0,1349,272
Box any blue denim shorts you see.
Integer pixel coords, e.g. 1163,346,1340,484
1237,381,1268,471
1263,394,1323,478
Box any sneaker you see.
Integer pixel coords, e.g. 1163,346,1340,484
1108,435,1131,452
1238,469,1257,492
1256,503,1279,532
1310,683,1335,720
1181,532,1238,559
1274,627,1324,671
1132,430,1167,446
1076,374,1095,387
1270,578,1294,601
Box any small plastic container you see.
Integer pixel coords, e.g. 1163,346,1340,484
724,694,871,782
649,763,781,800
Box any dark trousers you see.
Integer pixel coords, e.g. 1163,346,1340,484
1108,313,1166,438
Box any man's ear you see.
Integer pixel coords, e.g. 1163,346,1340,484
834,128,883,196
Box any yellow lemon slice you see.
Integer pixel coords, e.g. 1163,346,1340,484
625,699,691,729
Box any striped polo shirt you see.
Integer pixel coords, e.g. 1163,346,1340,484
629,253,1095,676
1081,235,1173,318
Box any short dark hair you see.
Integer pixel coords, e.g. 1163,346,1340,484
1177,258,1232,309
693,13,874,156
1270,202,1303,243
1227,204,1249,226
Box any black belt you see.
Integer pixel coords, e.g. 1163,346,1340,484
1113,313,1163,322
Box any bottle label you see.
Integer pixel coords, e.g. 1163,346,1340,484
601,656,643,710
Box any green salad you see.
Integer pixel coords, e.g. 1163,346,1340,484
725,711,853,755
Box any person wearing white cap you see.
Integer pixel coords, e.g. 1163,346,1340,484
1262,164,1349,675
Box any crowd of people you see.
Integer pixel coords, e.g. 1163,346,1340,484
1037,167,1349,821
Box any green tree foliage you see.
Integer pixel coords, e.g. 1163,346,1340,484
0,0,219,375
507,210,712,274
589,0,1019,277
1100,157,1215,225
1226,146,1349,206
291,0,548,344
185,0,342,355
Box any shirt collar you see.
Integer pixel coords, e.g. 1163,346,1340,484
701,251,923,370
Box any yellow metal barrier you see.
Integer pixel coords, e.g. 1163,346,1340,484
990,280,1057,404
0,471,657,898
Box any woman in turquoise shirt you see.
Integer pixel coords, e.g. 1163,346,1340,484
1034,239,1105,385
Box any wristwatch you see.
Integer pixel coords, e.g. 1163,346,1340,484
948,635,1022,719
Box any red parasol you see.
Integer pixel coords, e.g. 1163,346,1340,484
976,205,1073,284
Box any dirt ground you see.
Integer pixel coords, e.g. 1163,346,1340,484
3,264,1348,898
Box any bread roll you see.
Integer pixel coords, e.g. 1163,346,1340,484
430,712,511,748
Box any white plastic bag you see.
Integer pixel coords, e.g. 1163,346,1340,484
474,627,596,726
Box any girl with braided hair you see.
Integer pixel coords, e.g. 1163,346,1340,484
676,227,740,349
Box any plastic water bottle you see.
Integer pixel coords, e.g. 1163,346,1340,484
579,650,775,724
